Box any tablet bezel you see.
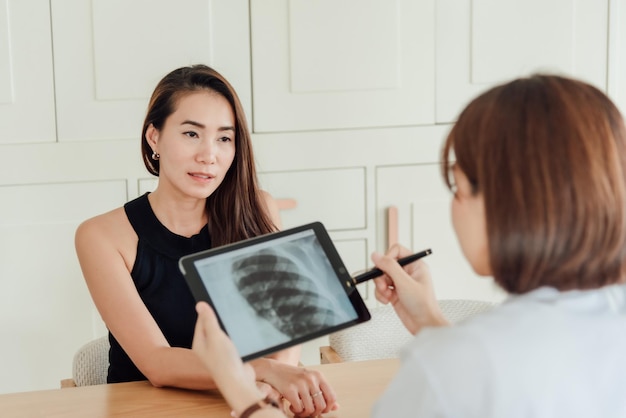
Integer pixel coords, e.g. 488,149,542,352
179,221,371,362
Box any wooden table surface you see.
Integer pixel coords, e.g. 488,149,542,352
0,358,400,417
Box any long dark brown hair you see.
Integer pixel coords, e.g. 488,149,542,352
141,64,276,246
442,74,626,293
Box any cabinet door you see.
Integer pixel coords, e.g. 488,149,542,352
376,164,505,302
0,0,55,144
0,181,127,393
50,0,251,142
250,0,435,132
259,168,366,231
436,0,609,123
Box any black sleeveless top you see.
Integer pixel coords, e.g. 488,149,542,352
107,193,212,383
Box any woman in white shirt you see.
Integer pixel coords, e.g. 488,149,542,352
190,74,626,418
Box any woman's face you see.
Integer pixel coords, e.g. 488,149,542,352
146,91,236,199
450,165,491,276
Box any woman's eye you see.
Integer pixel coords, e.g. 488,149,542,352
184,131,199,138
219,136,233,142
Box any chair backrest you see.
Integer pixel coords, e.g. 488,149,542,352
64,336,110,387
328,299,497,362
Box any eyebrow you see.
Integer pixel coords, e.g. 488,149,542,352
181,120,235,132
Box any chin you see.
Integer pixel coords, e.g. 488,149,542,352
465,252,491,277
183,189,215,200
470,262,492,277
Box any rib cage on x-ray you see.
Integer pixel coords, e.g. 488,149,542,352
232,240,343,339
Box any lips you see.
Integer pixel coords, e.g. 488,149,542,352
189,172,215,180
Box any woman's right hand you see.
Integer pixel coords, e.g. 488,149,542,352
372,244,449,334
253,359,339,417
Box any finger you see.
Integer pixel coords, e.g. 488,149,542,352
319,380,338,413
298,390,316,416
374,275,394,293
371,252,413,290
288,396,304,415
196,300,216,317
384,243,413,259
374,280,394,304
310,389,327,415
293,379,321,416
300,382,323,416
282,387,304,415
192,303,210,344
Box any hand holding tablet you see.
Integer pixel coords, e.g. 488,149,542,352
179,222,371,361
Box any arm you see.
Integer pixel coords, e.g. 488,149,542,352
372,244,449,335
192,302,286,418
75,211,216,389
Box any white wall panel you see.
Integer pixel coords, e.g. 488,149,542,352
138,178,158,196
259,168,366,231
251,0,435,132
0,0,12,103
376,164,505,303
51,0,252,142
0,181,127,394
332,239,367,279
0,0,55,144
436,0,609,122
608,0,626,115
289,1,398,93
92,0,212,100
472,0,573,83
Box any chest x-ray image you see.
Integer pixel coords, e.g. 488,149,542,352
193,229,358,358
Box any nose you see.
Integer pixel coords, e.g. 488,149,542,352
197,139,217,165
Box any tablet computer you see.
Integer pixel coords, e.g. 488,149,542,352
179,221,371,362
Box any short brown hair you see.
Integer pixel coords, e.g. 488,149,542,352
442,74,626,293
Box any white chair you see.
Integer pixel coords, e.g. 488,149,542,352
60,336,110,388
320,299,497,363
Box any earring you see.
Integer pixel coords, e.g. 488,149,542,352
152,151,160,160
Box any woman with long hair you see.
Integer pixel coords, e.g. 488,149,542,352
76,65,337,417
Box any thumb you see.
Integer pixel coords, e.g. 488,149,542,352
194,301,218,340
371,252,413,290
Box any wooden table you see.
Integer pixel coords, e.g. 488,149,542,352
0,358,399,417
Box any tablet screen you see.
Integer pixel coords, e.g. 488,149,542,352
179,222,370,361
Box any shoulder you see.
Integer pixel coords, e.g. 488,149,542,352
75,206,136,254
259,189,275,206
259,189,282,230
76,206,127,239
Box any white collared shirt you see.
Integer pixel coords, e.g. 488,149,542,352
372,284,626,418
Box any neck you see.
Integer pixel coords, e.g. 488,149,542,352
147,190,208,237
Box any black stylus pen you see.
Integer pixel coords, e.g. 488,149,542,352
352,248,433,284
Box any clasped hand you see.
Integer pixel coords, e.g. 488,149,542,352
191,302,338,417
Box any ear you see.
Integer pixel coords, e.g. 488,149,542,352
146,124,159,151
